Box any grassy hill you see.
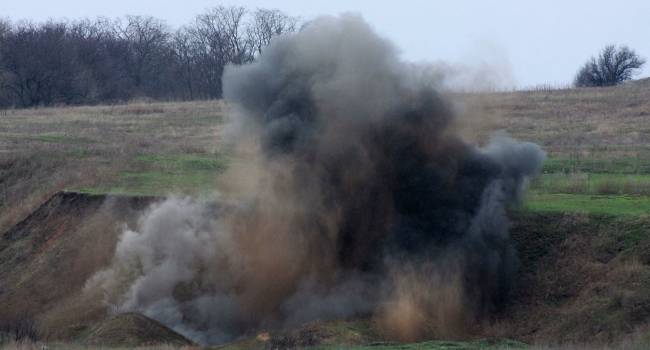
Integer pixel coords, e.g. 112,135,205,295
3,82,650,348
2,83,650,227
0,100,225,234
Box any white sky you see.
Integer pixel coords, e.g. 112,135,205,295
3,0,650,88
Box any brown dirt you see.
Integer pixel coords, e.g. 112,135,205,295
83,312,194,347
0,191,159,336
3,193,650,347
499,212,650,345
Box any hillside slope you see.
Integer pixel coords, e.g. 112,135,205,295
0,192,159,338
2,83,650,347
84,313,194,347
2,193,650,347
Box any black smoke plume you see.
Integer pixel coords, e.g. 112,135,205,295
88,14,544,344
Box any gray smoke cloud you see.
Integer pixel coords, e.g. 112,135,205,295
88,14,545,345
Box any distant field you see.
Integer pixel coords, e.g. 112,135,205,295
459,81,650,216
0,100,224,232
2,81,650,233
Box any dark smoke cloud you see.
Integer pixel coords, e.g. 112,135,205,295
88,14,544,345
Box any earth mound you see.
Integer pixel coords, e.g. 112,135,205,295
4,192,650,348
84,312,194,347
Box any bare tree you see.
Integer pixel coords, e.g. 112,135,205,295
0,21,81,107
575,45,646,87
172,27,197,100
0,19,11,106
67,18,117,102
0,19,9,38
189,6,251,98
118,16,172,95
219,6,250,65
247,9,298,56
0,7,298,107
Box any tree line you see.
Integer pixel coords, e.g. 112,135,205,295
0,7,298,108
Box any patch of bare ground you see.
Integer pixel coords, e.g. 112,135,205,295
0,192,159,340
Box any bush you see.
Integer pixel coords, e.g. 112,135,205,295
574,45,646,87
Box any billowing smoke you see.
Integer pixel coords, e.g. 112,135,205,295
87,14,544,345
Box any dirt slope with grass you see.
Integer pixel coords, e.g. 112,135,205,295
217,211,650,348
0,100,225,236
506,212,650,344
3,192,650,348
0,191,159,339
84,313,194,347
2,82,650,347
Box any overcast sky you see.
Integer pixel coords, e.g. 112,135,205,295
3,0,650,88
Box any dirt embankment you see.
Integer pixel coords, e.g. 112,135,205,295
0,191,159,336
84,313,194,347
2,192,650,347
505,212,650,344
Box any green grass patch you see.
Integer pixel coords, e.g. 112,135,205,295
76,171,219,196
76,170,219,196
532,173,650,195
29,134,96,144
525,193,650,216
74,153,228,196
529,157,650,215
543,157,650,174
134,153,227,171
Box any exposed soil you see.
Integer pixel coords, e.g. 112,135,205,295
84,312,194,347
0,192,159,334
503,212,650,344
2,193,650,347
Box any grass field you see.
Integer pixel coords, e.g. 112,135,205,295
523,193,650,216
526,156,650,215
75,153,229,196
3,83,650,348
3,82,650,233
0,100,224,232
469,81,650,216
525,156,650,215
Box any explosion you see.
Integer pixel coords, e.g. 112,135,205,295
88,14,544,344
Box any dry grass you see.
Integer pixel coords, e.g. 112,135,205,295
3,84,650,230
0,193,160,341
0,100,226,340
506,212,650,346
3,86,650,349
531,173,650,196
0,100,224,233
456,82,650,159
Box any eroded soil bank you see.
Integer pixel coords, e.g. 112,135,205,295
2,192,650,347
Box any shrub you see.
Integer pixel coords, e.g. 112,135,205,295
574,45,646,87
